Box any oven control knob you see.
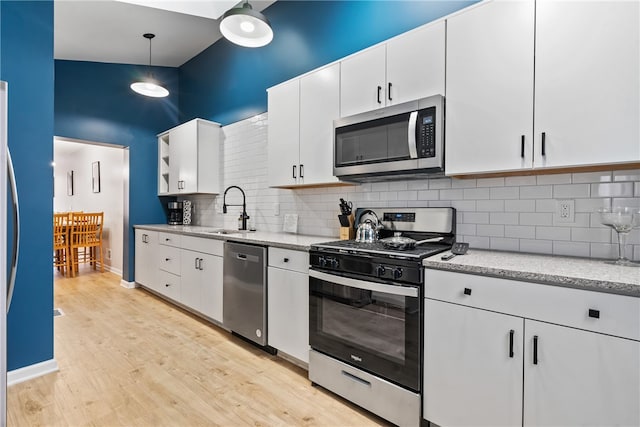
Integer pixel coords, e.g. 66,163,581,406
329,258,339,269
376,265,386,277
318,256,327,268
392,268,403,280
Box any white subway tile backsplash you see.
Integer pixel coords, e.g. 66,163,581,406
463,188,490,200
553,241,590,257
572,171,612,184
490,186,519,199
537,173,572,185
476,200,504,212
553,184,590,199
191,113,640,258
536,226,571,241
520,212,553,226
520,185,553,199
505,200,536,212
591,182,634,198
490,237,519,251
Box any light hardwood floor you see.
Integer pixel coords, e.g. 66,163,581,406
8,268,388,426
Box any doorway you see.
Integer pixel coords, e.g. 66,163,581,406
53,137,128,276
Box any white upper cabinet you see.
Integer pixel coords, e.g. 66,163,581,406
340,22,446,118
445,0,535,175
268,63,340,188
158,118,221,195
533,0,640,169
445,0,640,175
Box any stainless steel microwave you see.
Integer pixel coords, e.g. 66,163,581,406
333,95,444,182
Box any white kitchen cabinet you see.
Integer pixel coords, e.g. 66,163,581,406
158,118,221,195
445,0,640,175
267,247,309,363
134,230,158,288
340,22,445,118
423,268,640,427
533,0,640,168
424,299,524,426
180,236,224,323
523,320,640,427
267,63,340,188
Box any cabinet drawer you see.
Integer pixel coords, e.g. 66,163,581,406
158,245,181,275
181,235,223,256
159,232,181,247
425,269,640,341
157,270,181,302
268,247,308,273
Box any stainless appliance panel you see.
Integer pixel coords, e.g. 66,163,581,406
354,206,455,235
309,349,421,427
334,94,444,182
223,241,267,346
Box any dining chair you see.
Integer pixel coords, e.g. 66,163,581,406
69,212,104,276
53,213,70,276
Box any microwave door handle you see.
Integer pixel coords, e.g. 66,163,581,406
408,111,418,159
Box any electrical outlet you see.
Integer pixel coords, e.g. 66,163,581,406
555,199,575,223
106,249,112,260
274,203,280,216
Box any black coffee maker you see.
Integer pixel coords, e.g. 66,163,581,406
167,201,183,225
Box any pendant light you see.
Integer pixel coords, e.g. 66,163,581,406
219,0,273,48
130,33,169,98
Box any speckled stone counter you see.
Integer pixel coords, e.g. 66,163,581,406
134,224,332,251
423,249,640,297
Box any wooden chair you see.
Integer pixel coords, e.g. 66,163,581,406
69,212,104,276
53,213,70,276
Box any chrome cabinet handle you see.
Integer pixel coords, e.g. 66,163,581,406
7,148,19,312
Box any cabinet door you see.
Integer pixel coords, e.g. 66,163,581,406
386,22,445,106
267,79,300,187
524,320,640,427
424,299,523,427
200,253,223,323
445,0,535,175
340,45,386,117
169,121,198,193
180,249,203,312
267,267,309,363
134,230,157,288
534,1,640,168
299,63,340,186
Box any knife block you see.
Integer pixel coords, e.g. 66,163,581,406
339,214,355,240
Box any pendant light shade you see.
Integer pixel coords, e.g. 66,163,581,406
220,1,273,48
130,33,169,98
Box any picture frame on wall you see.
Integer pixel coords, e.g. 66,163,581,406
67,171,74,196
92,161,100,193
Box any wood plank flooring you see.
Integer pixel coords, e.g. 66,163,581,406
8,268,389,426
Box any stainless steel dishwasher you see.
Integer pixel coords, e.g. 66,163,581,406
223,241,268,346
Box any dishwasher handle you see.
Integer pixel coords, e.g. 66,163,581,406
233,252,260,263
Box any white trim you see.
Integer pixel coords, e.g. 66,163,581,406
105,265,122,276
120,279,137,289
7,359,59,386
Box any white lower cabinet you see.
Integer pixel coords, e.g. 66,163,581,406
267,247,309,363
180,249,223,323
423,269,640,427
134,230,157,288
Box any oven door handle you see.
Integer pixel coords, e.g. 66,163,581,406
309,270,419,298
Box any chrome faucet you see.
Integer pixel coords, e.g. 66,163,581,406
222,185,250,231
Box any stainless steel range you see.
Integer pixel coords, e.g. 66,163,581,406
308,207,456,427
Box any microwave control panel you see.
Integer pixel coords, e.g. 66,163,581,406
417,107,437,158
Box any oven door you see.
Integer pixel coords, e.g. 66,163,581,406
309,269,421,392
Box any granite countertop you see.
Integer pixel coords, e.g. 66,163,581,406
424,249,640,297
134,224,333,251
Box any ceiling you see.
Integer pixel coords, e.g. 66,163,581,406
54,0,275,67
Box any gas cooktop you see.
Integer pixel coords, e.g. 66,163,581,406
312,239,452,260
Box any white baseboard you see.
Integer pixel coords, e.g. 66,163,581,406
105,265,122,276
7,359,59,386
120,279,137,289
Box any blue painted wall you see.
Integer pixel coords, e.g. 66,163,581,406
179,0,477,125
0,0,55,370
54,60,180,282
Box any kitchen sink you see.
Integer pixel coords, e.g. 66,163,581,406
202,229,241,235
